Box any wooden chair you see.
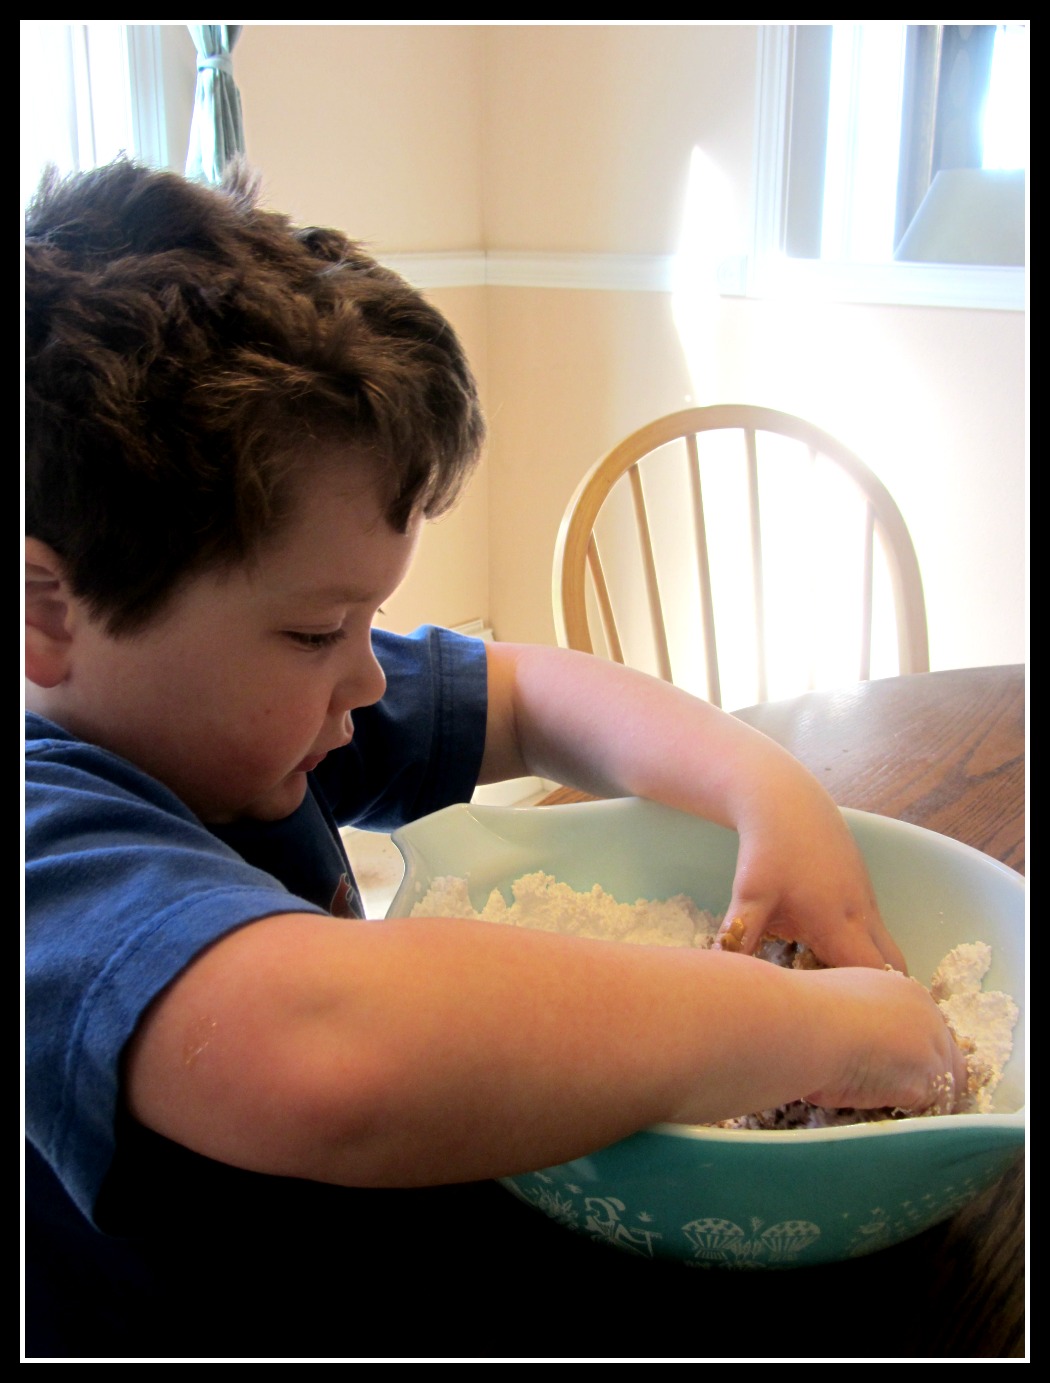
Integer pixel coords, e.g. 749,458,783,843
553,405,929,710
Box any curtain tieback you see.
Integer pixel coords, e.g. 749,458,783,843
197,53,233,76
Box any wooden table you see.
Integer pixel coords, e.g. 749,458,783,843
732,664,1026,875
538,665,1026,1359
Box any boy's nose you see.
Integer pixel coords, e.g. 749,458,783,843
331,640,387,717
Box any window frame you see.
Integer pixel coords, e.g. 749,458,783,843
733,25,1025,312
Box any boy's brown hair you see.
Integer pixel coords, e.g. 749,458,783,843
25,159,484,635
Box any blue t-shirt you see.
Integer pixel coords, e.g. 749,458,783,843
24,626,488,1355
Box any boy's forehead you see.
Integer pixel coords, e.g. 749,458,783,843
243,464,420,600
278,578,389,608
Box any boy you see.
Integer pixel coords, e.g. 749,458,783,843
25,161,962,1359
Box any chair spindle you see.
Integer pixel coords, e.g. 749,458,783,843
628,464,673,683
743,428,767,703
686,432,721,708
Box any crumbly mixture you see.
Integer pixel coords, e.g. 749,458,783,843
930,941,1019,1114
412,872,720,947
411,872,1019,1125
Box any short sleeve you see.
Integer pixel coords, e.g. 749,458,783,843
25,722,324,1222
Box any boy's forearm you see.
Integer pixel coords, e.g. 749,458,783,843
124,910,898,1188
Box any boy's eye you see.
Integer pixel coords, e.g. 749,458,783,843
285,629,347,651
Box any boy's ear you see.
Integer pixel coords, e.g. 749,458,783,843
25,538,77,688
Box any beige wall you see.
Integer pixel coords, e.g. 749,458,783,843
481,25,756,254
237,25,483,250
484,286,695,647
236,23,1027,672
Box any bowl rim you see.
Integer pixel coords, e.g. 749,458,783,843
649,1108,1025,1141
392,797,1026,886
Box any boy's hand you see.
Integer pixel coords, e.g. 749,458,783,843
799,966,968,1114
483,643,909,975
717,772,907,971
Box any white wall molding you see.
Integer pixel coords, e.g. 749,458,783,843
379,251,488,288
380,246,1024,311
380,249,677,293
486,251,676,292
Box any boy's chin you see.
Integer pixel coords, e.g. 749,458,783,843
252,772,313,822
211,771,311,825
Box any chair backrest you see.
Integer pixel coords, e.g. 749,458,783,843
553,405,929,710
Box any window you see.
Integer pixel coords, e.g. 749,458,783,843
21,24,179,209
739,23,1027,310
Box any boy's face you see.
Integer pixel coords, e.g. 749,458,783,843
47,460,421,823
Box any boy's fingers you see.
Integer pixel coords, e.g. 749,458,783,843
911,1038,968,1117
717,897,909,974
715,907,762,955
850,914,908,974
784,921,907,973
820,927,900,972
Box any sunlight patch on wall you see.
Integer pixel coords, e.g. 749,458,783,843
643,146,909,708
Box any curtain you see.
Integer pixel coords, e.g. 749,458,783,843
185,25,245,184
894,25,997,248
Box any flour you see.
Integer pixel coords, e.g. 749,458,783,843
412,871,1019,1123
930,941,1019,1114
411,871,721,947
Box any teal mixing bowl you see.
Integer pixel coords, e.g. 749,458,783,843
388,798,1025,1268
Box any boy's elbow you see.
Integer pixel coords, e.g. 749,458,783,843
126,1009,392,1185
122,912,423,1187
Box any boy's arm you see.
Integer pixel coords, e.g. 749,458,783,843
126,909,962,1188
479,642,904,971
